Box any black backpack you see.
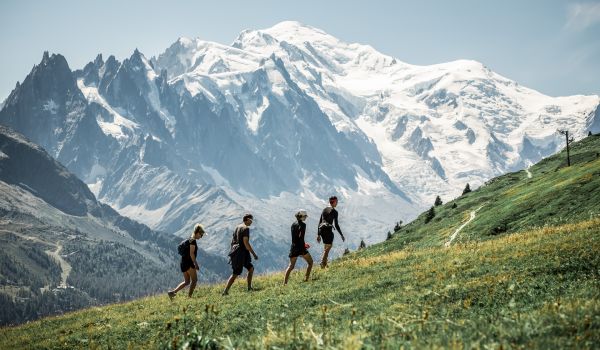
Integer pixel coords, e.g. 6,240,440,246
177,239,190,256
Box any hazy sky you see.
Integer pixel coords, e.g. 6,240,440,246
1,0,599,101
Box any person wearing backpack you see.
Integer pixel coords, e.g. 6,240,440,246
222,213,258,296
317,196,345,268
167,224,205,300
283,209,313,285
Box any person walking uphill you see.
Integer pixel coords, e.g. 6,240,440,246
222,214,259,295
317,196,345,268
283,210,313,285
168,224,205,300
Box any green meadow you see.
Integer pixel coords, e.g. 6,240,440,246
1,135,599,349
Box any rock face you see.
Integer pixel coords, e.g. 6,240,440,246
0,125,96,216
1,22,599,268
0,125,229,325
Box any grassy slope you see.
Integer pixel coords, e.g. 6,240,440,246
1,136,599,349
364,134,600,257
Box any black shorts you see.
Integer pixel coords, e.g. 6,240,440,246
289,244,309,258
180,258,195,272
319,227,334,245
230,251,253,275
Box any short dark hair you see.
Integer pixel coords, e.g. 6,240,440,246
329,196,338,203
243,213,254,221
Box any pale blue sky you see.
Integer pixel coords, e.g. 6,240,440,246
1,0,599,101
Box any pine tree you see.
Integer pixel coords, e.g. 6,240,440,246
386,231,393,240
393,220,403,232
451,202,457,209
425,206,435,223
462,183,471,195
434,195,443,206
359,240,367,249
589,131,593,137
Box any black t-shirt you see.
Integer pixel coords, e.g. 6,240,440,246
291,221,306,246
231,224,250,252
319,207,342,235
183,239,198,261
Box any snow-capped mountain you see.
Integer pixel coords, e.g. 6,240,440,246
1,21,598,268
154,21,600,204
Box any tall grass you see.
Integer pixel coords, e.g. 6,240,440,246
1,218,598,349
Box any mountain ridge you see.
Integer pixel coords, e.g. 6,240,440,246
0,21,598,267
0,125,229,326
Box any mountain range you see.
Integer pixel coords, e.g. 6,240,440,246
0,125,229,325
1,21,598,269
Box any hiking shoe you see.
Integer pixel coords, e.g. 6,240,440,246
221,290,229,296
167,291,176,301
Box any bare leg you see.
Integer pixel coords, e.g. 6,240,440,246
302,253,313,281
170,271,191,294
223,274,238,295
247,266,254,290
283,257,298,285
187,268,198,297
321,244,332,268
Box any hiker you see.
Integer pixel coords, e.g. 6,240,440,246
283,210,313,284
168,224,205,299
222,213,259,295
317,196,345,268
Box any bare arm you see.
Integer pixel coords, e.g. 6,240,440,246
243,236,258,259
190,244,199,269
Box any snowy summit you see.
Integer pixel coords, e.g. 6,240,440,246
1,21,599,268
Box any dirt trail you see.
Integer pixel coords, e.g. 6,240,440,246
45,243,71,288
445,206,484,247
0,229,71,290
445,164,531,247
